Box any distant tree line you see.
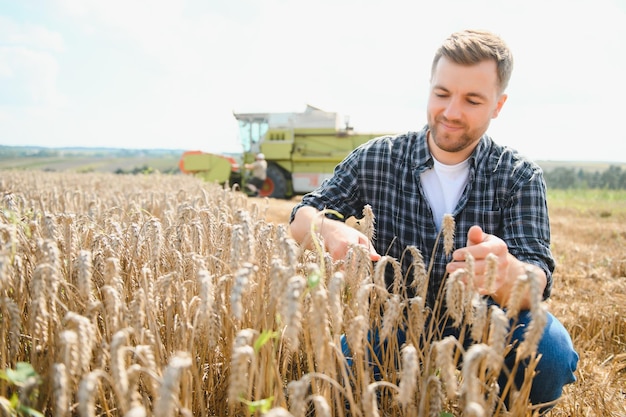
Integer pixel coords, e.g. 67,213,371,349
110,162,626,190
0,146,181,159
114,165,179,175
544,165,626,189
0,147,61,158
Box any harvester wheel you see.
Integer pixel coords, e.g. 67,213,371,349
261,164,288,198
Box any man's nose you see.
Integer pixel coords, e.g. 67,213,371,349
443,97,463,120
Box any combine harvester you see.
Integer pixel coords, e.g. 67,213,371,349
179,105,389,198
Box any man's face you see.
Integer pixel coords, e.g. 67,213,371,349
427,56,507,164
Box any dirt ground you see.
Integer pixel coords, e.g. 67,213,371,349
251,196,301,225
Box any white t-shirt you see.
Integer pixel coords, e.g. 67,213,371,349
420,158,470,231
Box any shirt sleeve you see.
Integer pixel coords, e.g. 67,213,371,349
289,145,367,224
502,163,555,300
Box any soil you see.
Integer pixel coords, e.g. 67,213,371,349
251,196,301,225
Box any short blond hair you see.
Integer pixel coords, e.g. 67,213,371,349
431,29,514,93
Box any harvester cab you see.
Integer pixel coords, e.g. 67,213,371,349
233,105,349,198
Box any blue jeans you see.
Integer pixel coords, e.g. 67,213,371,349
341,310,578,408
500,311,578,406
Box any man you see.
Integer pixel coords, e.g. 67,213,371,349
289,30,578,407
245,153,267,196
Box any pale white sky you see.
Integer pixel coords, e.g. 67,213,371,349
1,0,625,162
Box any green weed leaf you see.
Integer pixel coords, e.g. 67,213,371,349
254,330,279,353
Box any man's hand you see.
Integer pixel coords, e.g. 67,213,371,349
446,225,546,308
289,206,380,262
320,218,380,261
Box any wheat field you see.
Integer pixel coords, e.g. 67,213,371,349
0,171,624,417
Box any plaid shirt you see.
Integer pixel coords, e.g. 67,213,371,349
291,126,554,305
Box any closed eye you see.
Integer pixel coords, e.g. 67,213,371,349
466,93,487,105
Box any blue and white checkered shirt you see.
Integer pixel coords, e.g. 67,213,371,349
291,126,554,305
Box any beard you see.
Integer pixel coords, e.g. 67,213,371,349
429,116,482,154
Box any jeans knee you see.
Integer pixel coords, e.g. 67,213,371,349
518,312,579,406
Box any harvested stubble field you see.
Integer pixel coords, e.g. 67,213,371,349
0,171,624,417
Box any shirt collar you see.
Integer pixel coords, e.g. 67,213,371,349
413,125,434,171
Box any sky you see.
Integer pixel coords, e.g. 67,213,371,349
1,0,625,162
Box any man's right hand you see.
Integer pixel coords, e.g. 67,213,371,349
289,206,380,261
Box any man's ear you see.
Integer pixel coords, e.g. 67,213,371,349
492,94,508,119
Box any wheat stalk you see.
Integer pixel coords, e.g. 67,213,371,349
397,344,419,407
434,336,459,401
281,275,306,354
154,352,193,417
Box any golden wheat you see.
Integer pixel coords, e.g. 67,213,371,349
0,170,623,416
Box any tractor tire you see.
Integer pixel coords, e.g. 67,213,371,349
262,164,289,199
